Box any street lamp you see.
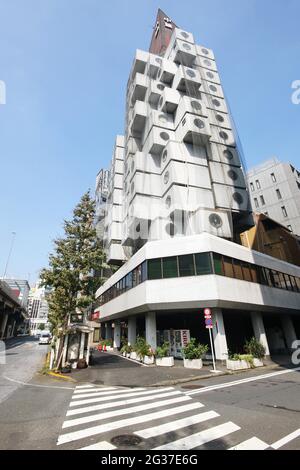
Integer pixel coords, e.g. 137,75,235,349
3,231,16,279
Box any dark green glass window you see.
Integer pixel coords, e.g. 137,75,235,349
141,261,147,282
178,255,195,277
195,253,212,275
213,253,223,275
163,257,178,278
148,258,162,280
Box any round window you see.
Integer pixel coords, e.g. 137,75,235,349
227,169,238,181
233,192,244,205
182,43,191,51
165,196,171,208
212,99,221,107
155,57,162,64
162,150,168,162
194,118,205,129
186,69,196,78
209,85,218,93
204,59,212,67
157,83,165,91
164,171,170,184
165,223,176,237
219,131,228,140
207,71,214,80
191,100,202,111
216,114,224,123
160,132,170,141
223,149,233,160
181,31,189,39
209,213,223,229
202,48,209,55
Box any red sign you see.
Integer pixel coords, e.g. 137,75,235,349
204,308,211,316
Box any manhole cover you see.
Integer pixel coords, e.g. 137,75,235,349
181,384,204,390
111,435,142,447
93,380,104,385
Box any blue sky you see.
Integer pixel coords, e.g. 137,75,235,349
0,0,299,284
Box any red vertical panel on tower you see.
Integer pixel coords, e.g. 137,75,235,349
149,9,177,56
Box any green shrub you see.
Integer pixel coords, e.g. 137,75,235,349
156,342,170,358
182,338,208,360
244,337,266,359
120,344,132,354
134,336,153,357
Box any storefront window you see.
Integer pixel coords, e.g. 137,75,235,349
162,257,178,278
195,253,212,275
148,258,162,280
178,255,195,277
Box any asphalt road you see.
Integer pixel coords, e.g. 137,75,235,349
0,337,300,450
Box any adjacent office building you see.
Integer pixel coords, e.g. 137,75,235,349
94,10,300,358
247,158,300,236
27,281,50,335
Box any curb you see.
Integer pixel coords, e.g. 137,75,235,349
47,371,77,383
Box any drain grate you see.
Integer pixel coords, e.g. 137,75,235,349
181,384,204,390
111,435,142,447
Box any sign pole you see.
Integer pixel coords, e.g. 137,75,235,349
208,327,217,372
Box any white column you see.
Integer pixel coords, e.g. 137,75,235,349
281,316,297,351
62,334,68,367
105,323,112,340
251,312,270,356
1,314,8,339
212,309,228,361
128,316,136,346
79,332,85,359
145,312,157,351
113,321,121,349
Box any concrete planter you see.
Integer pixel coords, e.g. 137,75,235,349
143,355,154,365
122,352,126,357
71,361,78,369
126,353,131,358
106,346,114,352
183,358,203,369
226,359,251,371
253,358,264,367
130,352,138,360
156,357,174,367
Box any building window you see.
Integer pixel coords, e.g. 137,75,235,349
223,256,234,278
250,182,254,192
271,173,276,183
275,189,282,200
162,257,178,278
281,206,288,218
254,198,259,208
194,253,212,275
178,255,195,277
213,253,223,275
256,180,261,189
260,195,266,206
93,328,100,343
148,259,162,280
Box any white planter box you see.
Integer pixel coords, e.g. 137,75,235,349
226,359,251,371
106,346,114,351
143,355,154,365
253,358,264,367
130,352,138,360
71,362,77,369
122,352,126,357
183,358,203,369
156,357,174,367
126,353,131,358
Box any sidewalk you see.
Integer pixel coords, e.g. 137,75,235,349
67,350,294,387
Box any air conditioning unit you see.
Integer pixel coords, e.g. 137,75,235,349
202,80,224,99
146,54,163,79
130,101,147,134
142,126,175,155
162,185,215,214
178,113,211,144
158,88,181,113
172,39,197,66
196,45,215,60
209,161,246,188
173,66,202,94
212,183,250,212
174,96,208,128
161,160,211,192
128,73,148,105
196,56,218,72
187,208,233,239
202,93,228,114
207,142,241,167
207,109,232,130
210,125,236,148
143,110,174,141
157,59,178,84
161,141,208,171
173,28,195,45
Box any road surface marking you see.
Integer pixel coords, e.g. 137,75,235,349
72,388,133,399
67,390,181,416
2,375,74,390
73,386,116,394
57,402,201,445
79,441,116,450
63,395,192,428
153,422,240,450
271,429,300,449
229,437,269,450
75,385,95,389
135,410,219,439
185,367,300,395
70,388,161,407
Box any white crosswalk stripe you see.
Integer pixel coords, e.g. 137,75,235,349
57,384,273,450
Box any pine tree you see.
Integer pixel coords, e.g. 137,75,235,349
41,191,109,368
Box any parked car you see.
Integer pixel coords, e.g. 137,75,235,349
39,333,51,345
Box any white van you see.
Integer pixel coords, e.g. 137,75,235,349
39,333,51,345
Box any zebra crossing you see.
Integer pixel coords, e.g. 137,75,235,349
56,383,272,450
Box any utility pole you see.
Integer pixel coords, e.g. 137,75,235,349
3,232,16,279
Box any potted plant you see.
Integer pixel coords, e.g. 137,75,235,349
130,344,138,361
135,337,154,364
183,338,208,369
120,344,129,357
226,353,253,370
244,337,266,367
155,342,174,367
